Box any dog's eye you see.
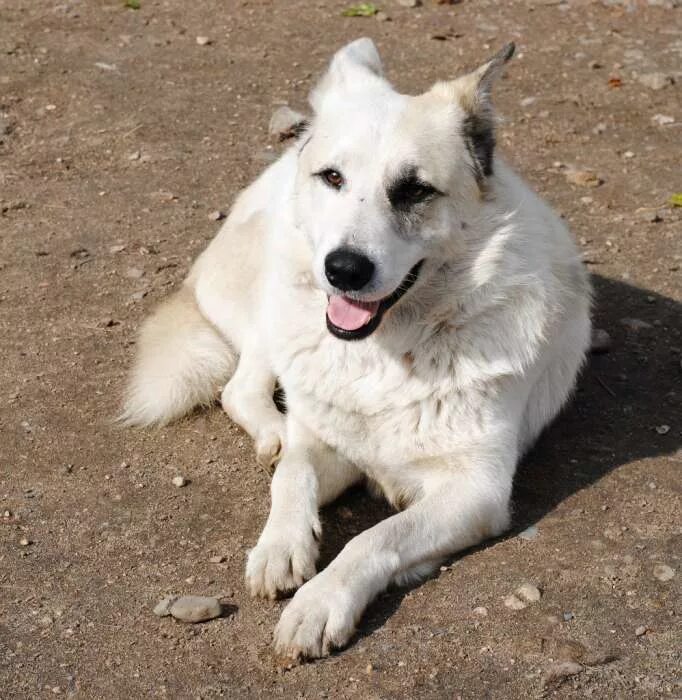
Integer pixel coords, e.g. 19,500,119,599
388,177,438,209
318,169,344,190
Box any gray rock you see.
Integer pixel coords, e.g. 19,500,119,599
398,0,421,6
169,595,222,623
653,564,675,582
516,583,542,603
153,595,176,617
518,524,539,540
268,106,307,141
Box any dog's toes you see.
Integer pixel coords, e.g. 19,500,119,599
245,525,318,599
255,427,284,472
273,577,357,659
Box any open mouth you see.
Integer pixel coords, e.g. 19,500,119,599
326,260,424,341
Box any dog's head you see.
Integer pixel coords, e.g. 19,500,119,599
292,38,514,340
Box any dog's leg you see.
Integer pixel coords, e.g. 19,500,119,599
221,349,286,470
246,417,362,599
273,450,515,659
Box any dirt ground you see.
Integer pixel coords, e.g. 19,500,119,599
1,0,680,697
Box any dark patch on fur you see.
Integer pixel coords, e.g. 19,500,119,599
462,112,496,182
387,166,441,212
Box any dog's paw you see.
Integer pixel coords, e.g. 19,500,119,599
246,518,320,599
255,425,284,471
273,576,358,659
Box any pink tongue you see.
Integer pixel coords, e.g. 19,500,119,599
327,295,380,331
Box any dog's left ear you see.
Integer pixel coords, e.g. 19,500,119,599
432,43,515,181
309,38,384,112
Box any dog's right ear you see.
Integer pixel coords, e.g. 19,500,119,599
309,38,384,112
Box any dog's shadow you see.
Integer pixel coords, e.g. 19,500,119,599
316,273,681,646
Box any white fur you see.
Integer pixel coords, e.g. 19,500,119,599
123,39,591,658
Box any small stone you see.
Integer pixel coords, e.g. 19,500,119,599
365,663,374,674
655,425,670,435
268,106,307,141
634,625,647,636
398,0,421,6
128,151,141,161
172,475,187,487
169,595,222,623
109,244,126,253
653,564,675,582
504,594,527,611
520,96,537,107
375,10,391,20
19,537,31,547
472,606,488,616
637,72,673,90
518,524,539,540
620,317,652,331
590,328,612,354
516,583,542,603
563,611,575,621
565,169,603,188
651,114,674,126
196,36,211,46
209,555,225,564
153,596,176,617
622,150,635,159
208,210,225,222
125,267,144,279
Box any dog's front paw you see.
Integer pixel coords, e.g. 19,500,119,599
273,575,359,659
255,424,284,471
246,518,320,599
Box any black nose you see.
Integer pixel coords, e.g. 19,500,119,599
325,248,375,291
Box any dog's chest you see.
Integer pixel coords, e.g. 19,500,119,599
270,315,473,473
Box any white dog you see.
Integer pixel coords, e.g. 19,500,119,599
123,39,591,659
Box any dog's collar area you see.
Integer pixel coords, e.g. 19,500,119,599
326,260,424,341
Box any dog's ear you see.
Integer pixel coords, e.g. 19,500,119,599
309,38,384,112
432,43,515,181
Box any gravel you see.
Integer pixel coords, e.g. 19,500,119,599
171,475,187,488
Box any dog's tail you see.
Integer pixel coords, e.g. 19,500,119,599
120,284,236,426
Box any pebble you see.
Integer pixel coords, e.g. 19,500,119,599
169,595,223,623
638,209,665,223
504,594,527,611
590,328,612,354
653,564,675,582
196,36,211,46
472,606,488,616
125,267,144,279
398,0,421,6
153,596,175,617
208,210,225,222
172,475,187,487
19,537,31,547
365,663,374,674
268,105,307,141
109,244,126,254
563,611,575,621
516,583,542,603
565,169,603,187
518,524,539,540
375,10,391,20
655,425,670,435
651,113,674,126
635,625,647,637
637,72,673,90
620,317,652,331
209,555,225,564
